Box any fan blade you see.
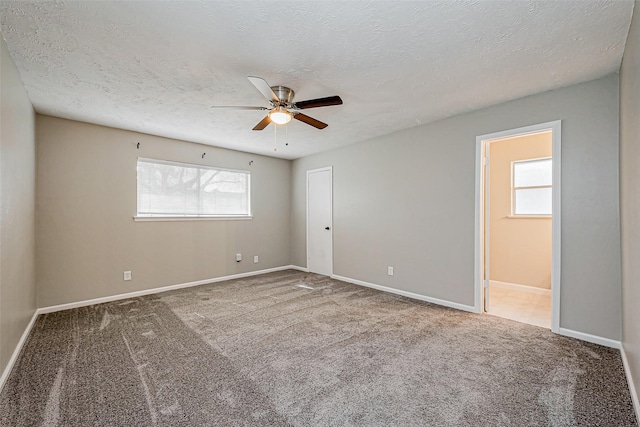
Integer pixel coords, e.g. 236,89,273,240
210,106,268,110
248,76,279,103
294,113,328,129
252,115,272,131
295,96,343,110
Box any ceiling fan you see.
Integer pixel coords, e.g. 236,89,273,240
211,76,343,131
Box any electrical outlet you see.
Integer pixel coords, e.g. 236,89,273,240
387,266,394,276
254,255,259,263
236,253,242,262
124,271,132,281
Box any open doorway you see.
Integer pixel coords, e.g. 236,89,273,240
486,132,552,327
475,121,561,332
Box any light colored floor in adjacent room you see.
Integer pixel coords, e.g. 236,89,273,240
487,285,551,329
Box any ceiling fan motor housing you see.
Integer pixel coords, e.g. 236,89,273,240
271,86,295,105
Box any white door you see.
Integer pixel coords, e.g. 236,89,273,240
307,167,333,276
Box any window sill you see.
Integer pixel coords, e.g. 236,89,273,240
134,216,253,222
506,215,552,219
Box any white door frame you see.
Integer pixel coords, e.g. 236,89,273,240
474,120,561,332
484,142,492,312
306,166,333,275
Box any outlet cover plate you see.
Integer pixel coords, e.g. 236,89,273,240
124,271,132,281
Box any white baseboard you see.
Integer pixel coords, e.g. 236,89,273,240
621,344,640,421
38,265,301,314
289,265,309,272
490,280,551,296
556,327,621,349
0,310,39,393
331,274,477,313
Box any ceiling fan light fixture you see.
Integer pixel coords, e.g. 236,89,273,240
269,106,292,125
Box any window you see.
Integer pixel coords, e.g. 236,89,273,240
136,158,250,218
512,157,552,216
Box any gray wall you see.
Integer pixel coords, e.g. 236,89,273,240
0,35,36,373
292,74,621,341
620,0,640,411
36,115,291,307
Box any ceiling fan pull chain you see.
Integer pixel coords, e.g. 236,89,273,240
286,123,289,146
274,122,278,152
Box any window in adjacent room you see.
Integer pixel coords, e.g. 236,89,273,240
512,157,552,216
136,158,250,218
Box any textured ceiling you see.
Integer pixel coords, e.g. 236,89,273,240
0,1,634,159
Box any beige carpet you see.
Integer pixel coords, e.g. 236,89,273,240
1,270,636,426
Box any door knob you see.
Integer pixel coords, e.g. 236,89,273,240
325,227,330,230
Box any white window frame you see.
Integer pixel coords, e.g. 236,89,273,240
511,156,552,217
135,157,252,221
